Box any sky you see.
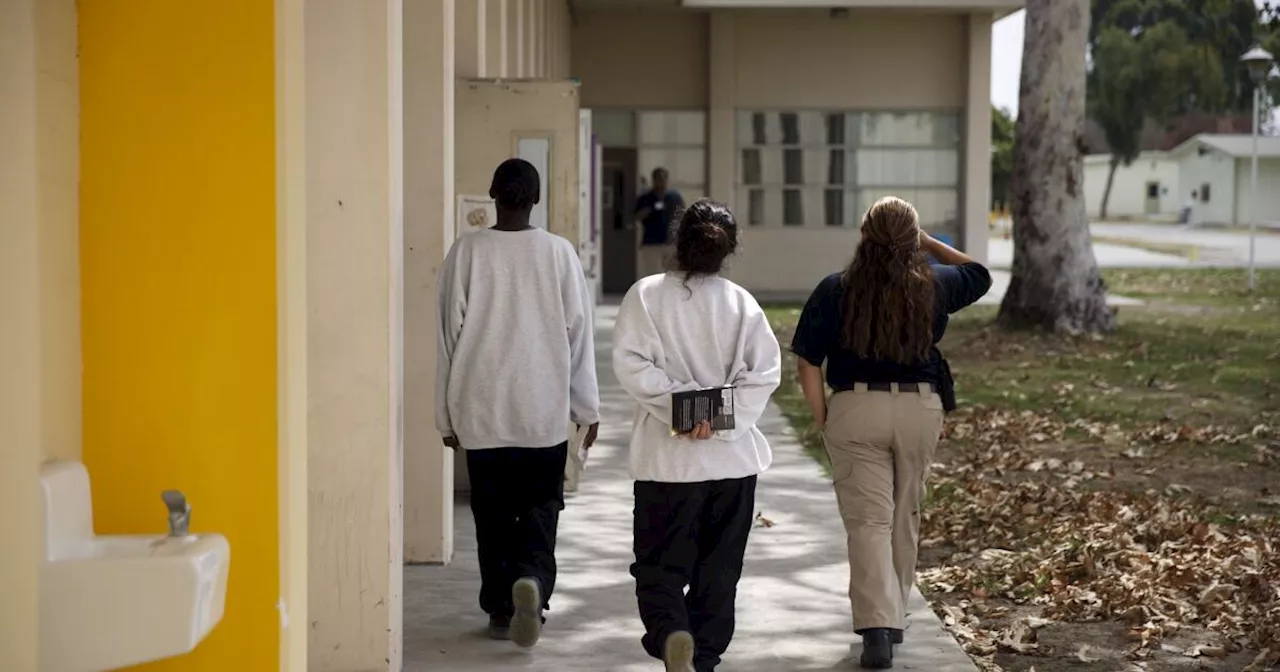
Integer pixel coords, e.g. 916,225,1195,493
990,10,1025,115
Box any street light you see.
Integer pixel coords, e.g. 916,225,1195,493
1240,46,1273,292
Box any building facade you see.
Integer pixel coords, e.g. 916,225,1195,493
1,1,1016,670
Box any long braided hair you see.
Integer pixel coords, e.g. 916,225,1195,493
840,196,936,364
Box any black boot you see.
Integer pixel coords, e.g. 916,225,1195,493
891,628,904,645
860,628,894,669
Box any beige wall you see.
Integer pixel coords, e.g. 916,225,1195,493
732,10,965,109
404,0,457,565
572,9,709,109
304,0,405,668
1,2,45,667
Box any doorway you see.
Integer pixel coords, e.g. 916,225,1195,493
601,147,638,296
1145,181,1161,215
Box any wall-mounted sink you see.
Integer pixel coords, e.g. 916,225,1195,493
39,461,230,672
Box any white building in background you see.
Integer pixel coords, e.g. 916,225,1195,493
1168,134,1280,227
1083,152,1180,219
1084,134,1280,225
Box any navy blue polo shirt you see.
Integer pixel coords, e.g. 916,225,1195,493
790,262,992,391
635,190,684,246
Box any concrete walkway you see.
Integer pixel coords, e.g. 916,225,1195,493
404,305,976,671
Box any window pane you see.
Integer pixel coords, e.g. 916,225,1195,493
827,113,846,145
828,150,845,184
824,189,844,227
783,189,804,226
593,110,635,147
784,149,804,185
742,149,762,185
859,112,962,147
781,113,800,145
753,113,768,145
854,149,959,187
749,189,764,226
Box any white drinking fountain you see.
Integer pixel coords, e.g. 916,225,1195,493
39,461,231,672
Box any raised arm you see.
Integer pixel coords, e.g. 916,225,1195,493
435,244,466,439
561,248,600,428
611,286,698,422
713,304,782,442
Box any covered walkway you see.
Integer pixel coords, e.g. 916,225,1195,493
404,306,977,671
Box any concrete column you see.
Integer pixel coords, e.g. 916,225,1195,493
404,0,456,563
534,0,545,78
0,2,43,667
457,0,484,78
513,0,525,77
304,0,405,668
487,0,507,77
708,11,736,207
963,12,993,263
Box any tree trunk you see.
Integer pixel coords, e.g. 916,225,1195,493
997,0,1115,334
1099,155,1119,221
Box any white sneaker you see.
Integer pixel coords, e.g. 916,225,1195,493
663,630,696,672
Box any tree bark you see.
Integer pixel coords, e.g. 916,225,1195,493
1099,155,1119,221
998,0,1115,333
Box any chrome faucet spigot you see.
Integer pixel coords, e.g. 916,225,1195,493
161,490,191,538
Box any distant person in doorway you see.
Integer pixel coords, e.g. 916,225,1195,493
634,167,685,278
613,199,782,672
436,158,601,648
1180,190,1198,225
791,197,990,669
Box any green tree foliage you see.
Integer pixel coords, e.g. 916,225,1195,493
991,106,1015,208
1089,20,1214,217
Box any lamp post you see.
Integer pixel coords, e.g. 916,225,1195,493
1240,46,1274,292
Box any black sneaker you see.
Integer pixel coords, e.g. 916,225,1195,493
860,628,894,669
487,614,511,640
510,577,544,648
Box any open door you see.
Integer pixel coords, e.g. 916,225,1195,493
579,109,601,303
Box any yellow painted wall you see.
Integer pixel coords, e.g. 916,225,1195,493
79,1,279,669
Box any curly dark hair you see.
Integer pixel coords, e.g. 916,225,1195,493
674,199,738,280
840,196,936,364
489,158,540,210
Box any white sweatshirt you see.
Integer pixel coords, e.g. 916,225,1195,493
613,273,782,483
436,228,600,450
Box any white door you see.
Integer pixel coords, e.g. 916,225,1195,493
578,109,601,303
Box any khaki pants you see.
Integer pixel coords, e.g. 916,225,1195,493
824,384,945,631
636,227,671,278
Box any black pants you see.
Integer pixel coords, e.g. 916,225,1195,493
466,443,568,617
632,476,757,672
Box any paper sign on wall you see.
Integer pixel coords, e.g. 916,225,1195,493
456,195,496,237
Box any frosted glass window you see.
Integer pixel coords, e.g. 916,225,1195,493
638,111,706,146
593,110,636,147
737,109,961,228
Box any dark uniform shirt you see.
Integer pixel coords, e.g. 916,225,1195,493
635,190,684,246
790,262,992,408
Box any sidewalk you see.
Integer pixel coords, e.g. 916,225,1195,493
404,305,977,671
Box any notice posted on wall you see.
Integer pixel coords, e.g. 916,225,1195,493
456,195,496,236
671,386,736,435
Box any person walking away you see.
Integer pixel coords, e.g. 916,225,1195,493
436,158,601,648
791,197,990,669
613,199,782,672
634,167,685,278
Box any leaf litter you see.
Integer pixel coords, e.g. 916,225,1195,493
919,407,1280,671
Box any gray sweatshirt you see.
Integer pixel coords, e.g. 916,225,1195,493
612,273,782,482
436,228,600,450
